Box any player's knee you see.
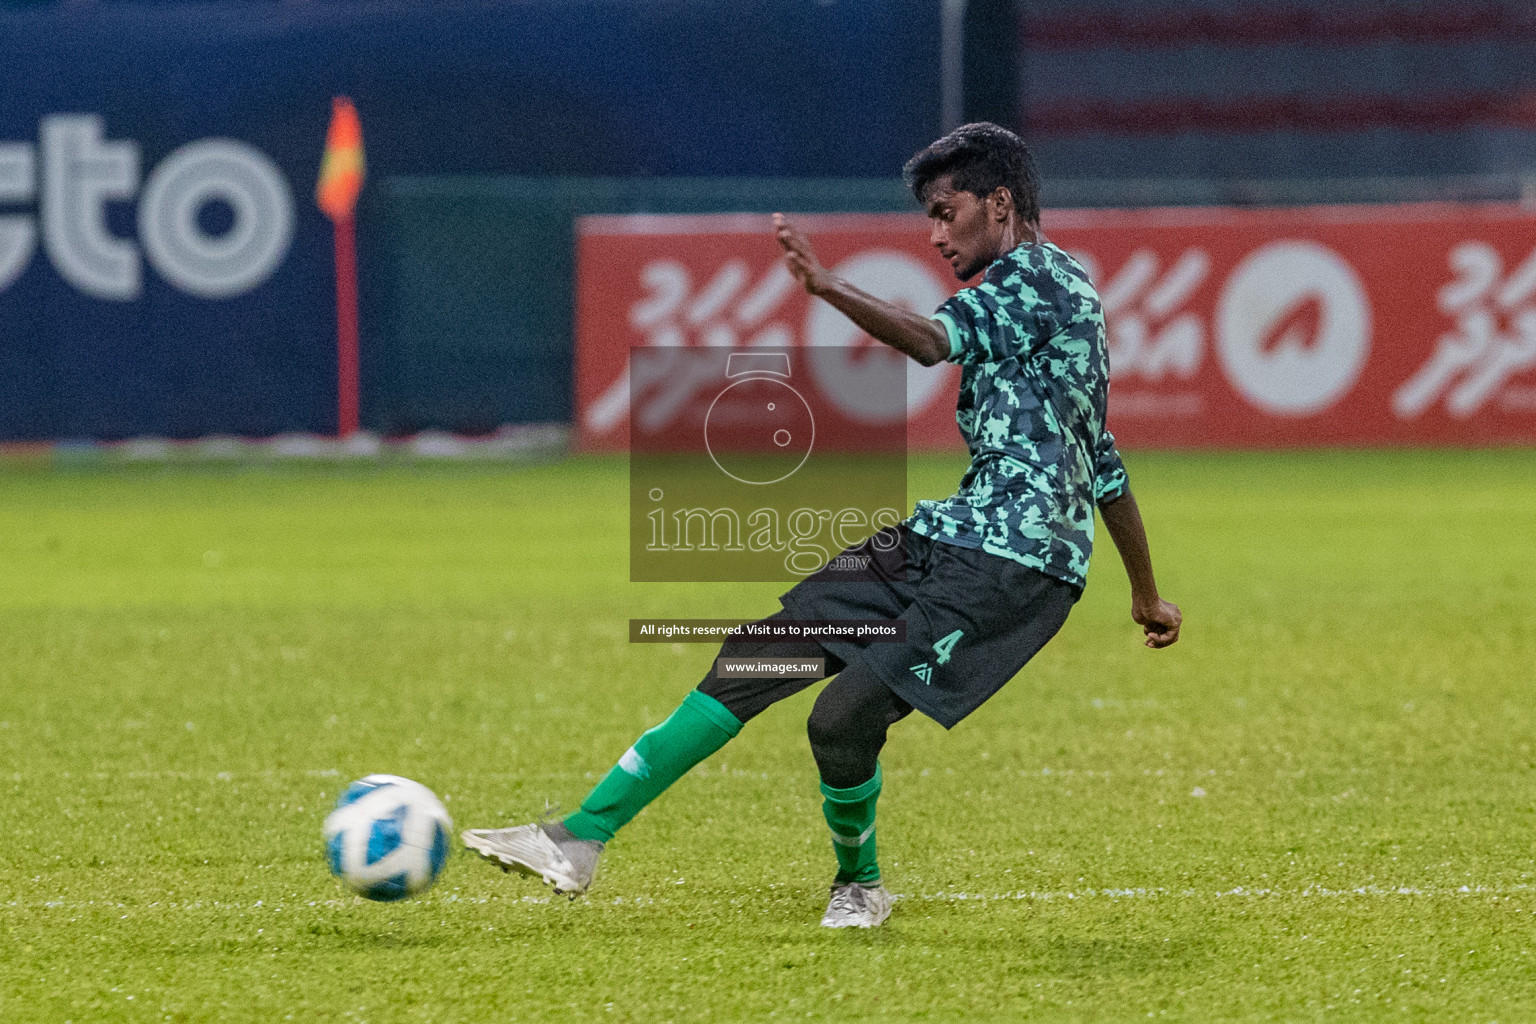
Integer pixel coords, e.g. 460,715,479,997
807,699,884,789
806,698,858,756
805,703,834,753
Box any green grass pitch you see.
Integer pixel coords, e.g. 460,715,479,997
2,450,1534,1022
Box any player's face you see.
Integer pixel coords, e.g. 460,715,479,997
925,178,1008,281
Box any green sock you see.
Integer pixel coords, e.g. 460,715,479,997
563,690,742,843
820,763,883,885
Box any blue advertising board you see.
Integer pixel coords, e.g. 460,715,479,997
0,0,942,441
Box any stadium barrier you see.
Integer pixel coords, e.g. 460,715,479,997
0,425,571,470
367,177,913,437
575,205,1536,449
0,158,911,446
0,0,945,445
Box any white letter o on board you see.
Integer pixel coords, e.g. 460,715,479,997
139,139,295,299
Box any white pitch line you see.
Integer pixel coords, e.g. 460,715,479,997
6,884,1534,914
903,882,1536,902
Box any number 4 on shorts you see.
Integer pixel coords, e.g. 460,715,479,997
933,629,964,666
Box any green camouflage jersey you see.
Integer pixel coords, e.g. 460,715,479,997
905,240,1128,590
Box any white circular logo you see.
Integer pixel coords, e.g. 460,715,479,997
703,376,816,485
804,250,953,422
1215,241,1370,416
138,139,295,299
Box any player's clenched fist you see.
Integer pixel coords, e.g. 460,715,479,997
1133,597,1182,649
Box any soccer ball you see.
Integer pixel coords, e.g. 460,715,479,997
324,774,452,901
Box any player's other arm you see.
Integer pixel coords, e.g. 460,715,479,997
1098,489,1182,649
773,213,950,366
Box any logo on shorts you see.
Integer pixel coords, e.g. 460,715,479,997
909,662,933,685
933,629,964,666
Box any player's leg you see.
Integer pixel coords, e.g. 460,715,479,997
805,665,912,928
463,611,838,891
558,611,839,843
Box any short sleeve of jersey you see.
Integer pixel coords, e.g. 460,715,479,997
931,272,1042,365
1092,428,1129,505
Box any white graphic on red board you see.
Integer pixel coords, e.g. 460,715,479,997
576,207,1536,449
1079,248,1209,382
1215,241,1371,416
584,250,955,437
1393,243,1536,419
583,259,797,437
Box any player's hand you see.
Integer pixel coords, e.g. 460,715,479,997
1132,596,1181,649
773,213,831,295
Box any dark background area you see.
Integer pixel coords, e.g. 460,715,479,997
0,0,1532,439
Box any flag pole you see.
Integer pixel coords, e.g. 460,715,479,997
316,96,366,439
333,214,360,438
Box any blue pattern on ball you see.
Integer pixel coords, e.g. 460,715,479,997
365,804,408,865
358,872,412,902
335,777,390,809
429,821,449,875
325,830,346,877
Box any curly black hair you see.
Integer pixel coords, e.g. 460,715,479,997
902,122,1041,226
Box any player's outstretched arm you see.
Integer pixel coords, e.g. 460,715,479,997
774,213,950,366
1098,489,1182,649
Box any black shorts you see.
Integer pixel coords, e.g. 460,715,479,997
779,526,1080,729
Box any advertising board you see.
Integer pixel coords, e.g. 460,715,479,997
576,205,1536,448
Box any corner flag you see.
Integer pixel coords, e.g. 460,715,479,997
318,97,365,221
317,97,365,437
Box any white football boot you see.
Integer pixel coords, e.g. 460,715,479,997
462,821,603,895
819,881,893,928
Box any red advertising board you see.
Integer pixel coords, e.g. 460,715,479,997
576,206,1536,449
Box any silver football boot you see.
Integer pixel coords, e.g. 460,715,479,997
462,821,603,895
820,882,893,928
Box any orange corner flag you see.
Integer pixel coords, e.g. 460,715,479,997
317,97,365,221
